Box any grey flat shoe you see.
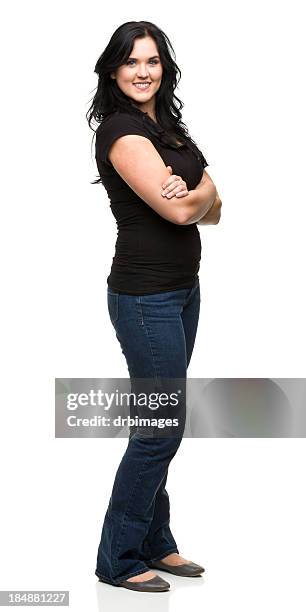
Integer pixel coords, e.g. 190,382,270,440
118,574,170,592
147,559,205,577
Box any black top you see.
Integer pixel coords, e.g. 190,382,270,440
95,110,209,295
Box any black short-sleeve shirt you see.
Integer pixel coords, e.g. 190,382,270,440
95,110,209,294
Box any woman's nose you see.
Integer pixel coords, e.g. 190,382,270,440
136,65,149,78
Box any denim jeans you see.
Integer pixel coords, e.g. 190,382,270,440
95,277,201,585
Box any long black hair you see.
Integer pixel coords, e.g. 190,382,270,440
86,21,206,184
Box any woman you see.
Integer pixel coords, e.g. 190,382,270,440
86,21,222,593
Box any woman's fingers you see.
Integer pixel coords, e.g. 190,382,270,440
175,189,189,197
161,177,187,197
164,184,188,198
161,175,181,192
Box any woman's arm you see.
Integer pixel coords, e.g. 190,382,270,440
193,170,222,225
171,177,217,225
108,134,193,225
197,190,222,225
159,168,218,225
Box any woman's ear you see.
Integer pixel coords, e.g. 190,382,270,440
110,73,116,79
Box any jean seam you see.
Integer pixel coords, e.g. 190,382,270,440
96,565,150,585
113,454,153,572
138,297,161,387
135,296,144,326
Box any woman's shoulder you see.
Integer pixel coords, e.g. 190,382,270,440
95,110,154,165
97,110,147,136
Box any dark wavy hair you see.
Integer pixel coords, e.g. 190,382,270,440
86,21,205,184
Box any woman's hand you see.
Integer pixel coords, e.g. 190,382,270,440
161,166,189,199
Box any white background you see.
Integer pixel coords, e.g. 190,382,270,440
1,1,306,610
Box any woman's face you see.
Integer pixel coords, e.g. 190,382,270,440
111,36,163,116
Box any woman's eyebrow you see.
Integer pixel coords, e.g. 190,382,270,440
128,55,160,60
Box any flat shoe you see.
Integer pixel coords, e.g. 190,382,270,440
118,574,170,592
147,559,205,577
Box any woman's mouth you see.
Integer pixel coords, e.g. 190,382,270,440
133,83,151,91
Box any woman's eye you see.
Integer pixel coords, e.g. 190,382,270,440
126,59,159,66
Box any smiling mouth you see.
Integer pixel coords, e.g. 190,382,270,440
133,83,151,90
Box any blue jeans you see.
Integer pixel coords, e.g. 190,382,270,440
95,278,201,585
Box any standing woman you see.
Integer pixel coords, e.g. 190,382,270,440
87,21,222,593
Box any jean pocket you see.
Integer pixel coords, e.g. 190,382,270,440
107,292,119,324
